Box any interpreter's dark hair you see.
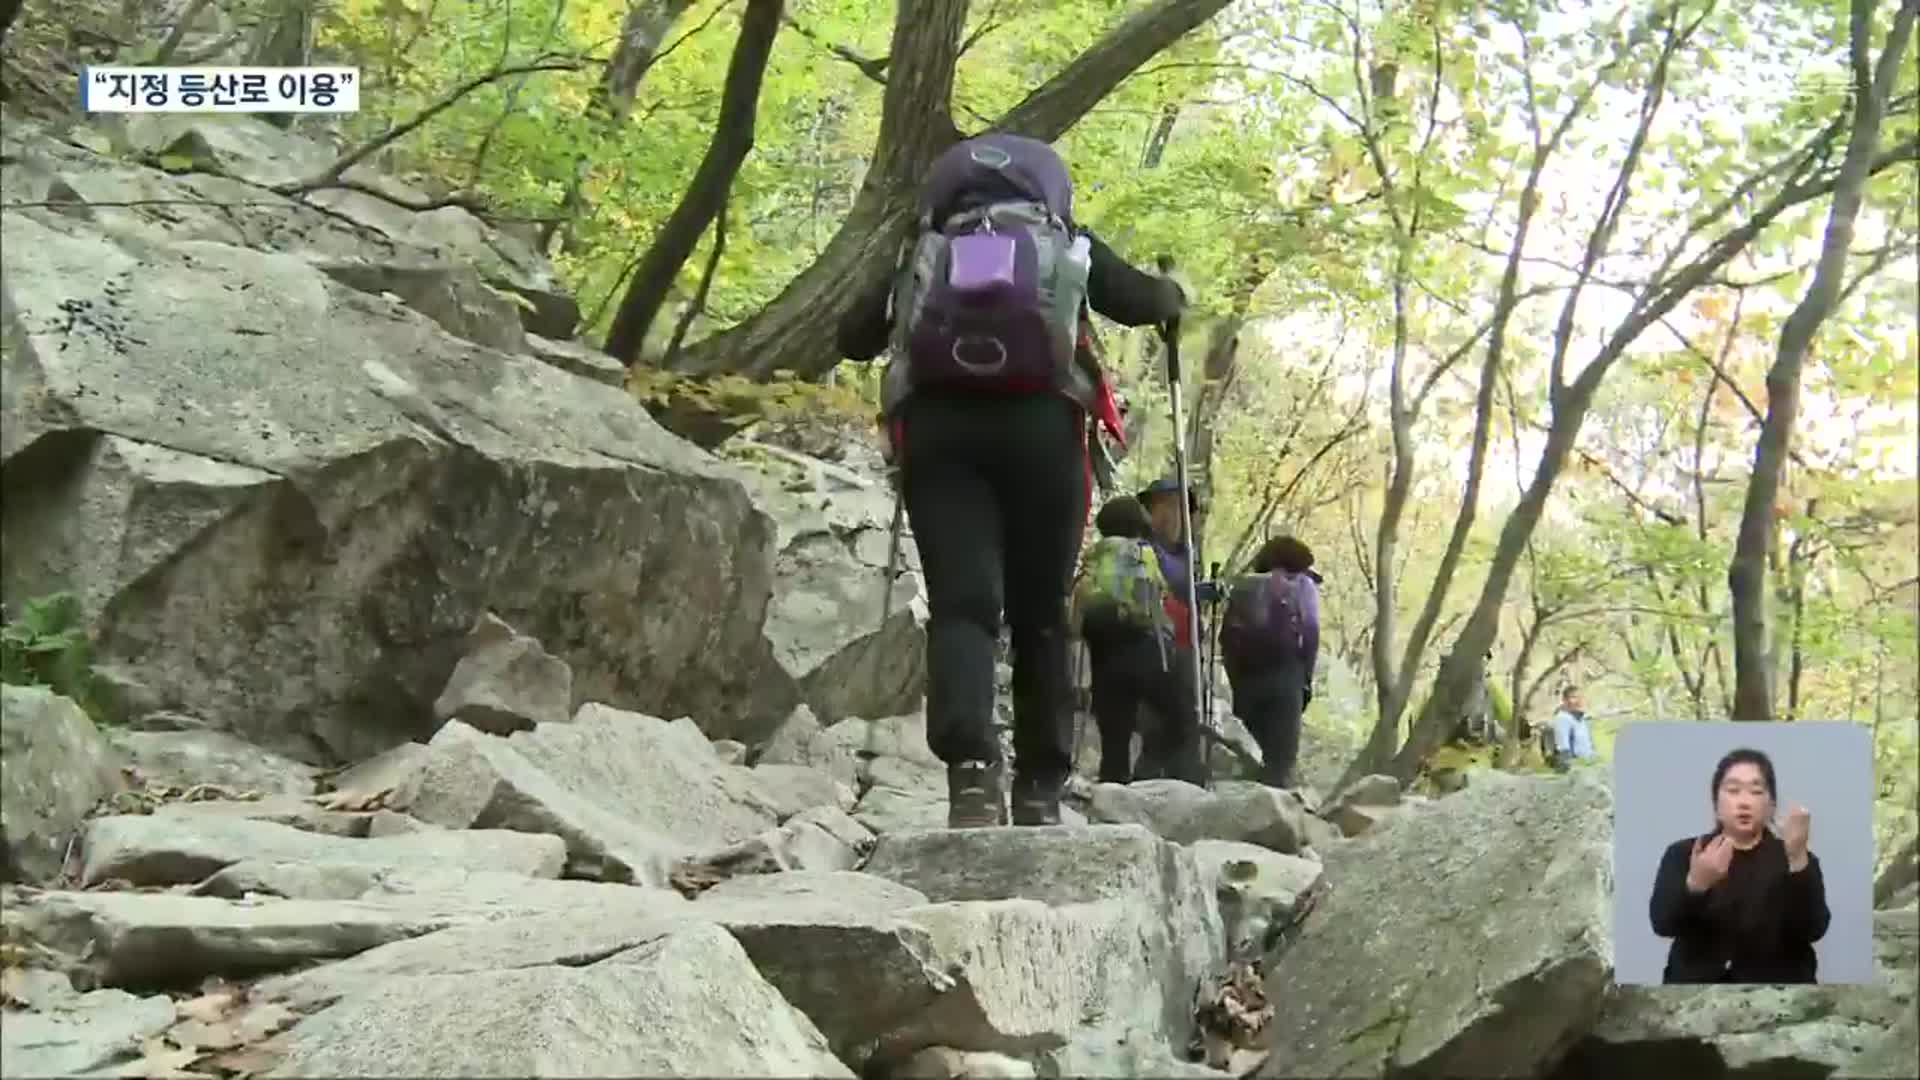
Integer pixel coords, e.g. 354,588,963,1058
1094,496,1153,540
1251,535,1315,575
1711,747,1777,802
1560,683,1579,699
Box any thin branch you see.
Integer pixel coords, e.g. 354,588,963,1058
276,55,588,193
665,195,728,366
783,13,888,84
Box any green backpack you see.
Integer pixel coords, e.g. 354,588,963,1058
1074,537,1174,637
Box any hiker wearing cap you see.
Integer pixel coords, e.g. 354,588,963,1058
835,133,1185,828
1135,477,1215,784
1070,495,1192,783
1219,535,1321,790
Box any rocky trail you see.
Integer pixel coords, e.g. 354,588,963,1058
2,112,1916,1078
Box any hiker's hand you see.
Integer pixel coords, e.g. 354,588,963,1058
1779,805,1811,872
1686,835,1735,894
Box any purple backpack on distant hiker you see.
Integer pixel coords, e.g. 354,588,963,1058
888,134,1092,395
1220,570,1312,665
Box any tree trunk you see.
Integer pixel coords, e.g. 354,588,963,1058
1729,0,1915,721
656,0,1234,409
604,0,785,364
0,0,21,55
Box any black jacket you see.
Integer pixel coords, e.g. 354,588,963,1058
1649,830,1830,984
835,231,1183,364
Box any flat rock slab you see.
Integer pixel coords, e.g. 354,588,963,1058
269,923,853,1077
153,795,379,837
0,968,176,1077
1261,773,1613,1079
262,894,691,1009
111,730,319,798
81,812,565,888
5,889,486,987
1088,780,1305,853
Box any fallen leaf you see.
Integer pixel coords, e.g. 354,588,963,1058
201,1032,292,1078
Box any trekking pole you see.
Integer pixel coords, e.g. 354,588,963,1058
1155,282,1212,789
1202,559,1222,738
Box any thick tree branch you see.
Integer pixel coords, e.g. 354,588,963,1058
994,0,1234,141
605,0,783,364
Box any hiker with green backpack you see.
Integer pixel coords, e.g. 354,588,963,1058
1070,495,1195,784
1219,535,1322,790
835,133,1186,828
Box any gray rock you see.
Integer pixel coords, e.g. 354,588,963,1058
261,893,691,1008
314,259,526,354
404,711,783,886
864,825,1223,1066
111,729,319,797
364,809,436,837
712,738,749,765
855,783,950,836
1560,906,1918,1079
0,968,176,1077
1330,773,1400,810
2,209,779,763
1260,773,1612,1079
1088,780,1305,853
1875,833,1916,910
748,474,928,724
430,613,573,735
80,812,566,888
269,924,854,1077
525,333,625,387
753,762,858,818
685,806,876,878
193,859,385,900
891,1047,1037,1079
760,711,943,795
1331,800,1405,838
4,889,484,987
327,743,430,805
0,686,125,883
1189,840,1324,960
152,794,376,837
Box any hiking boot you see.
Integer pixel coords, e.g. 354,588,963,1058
947,761,1006,828
1010,773,1064,827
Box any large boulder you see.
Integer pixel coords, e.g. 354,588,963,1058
1261,772,1614,1079
268,923,854,1077
1,172,782,762
1556,906,1919,1079
863,825,1223,1073
0,685,126,883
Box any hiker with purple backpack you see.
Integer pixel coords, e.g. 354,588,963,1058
835,133,1186,828
1219,535,1322,790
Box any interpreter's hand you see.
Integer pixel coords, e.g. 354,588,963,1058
1780,804,1811,872
1686,834,1734,893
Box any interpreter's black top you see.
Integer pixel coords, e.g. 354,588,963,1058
1649,829,1830,984
835,231,1183,363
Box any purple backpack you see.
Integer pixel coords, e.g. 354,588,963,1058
1220,570,1307,664
889,135,1091,395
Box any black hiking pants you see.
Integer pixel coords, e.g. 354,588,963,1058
1230,660,1309,789
899,391,1087,786
1081,615,1190,784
